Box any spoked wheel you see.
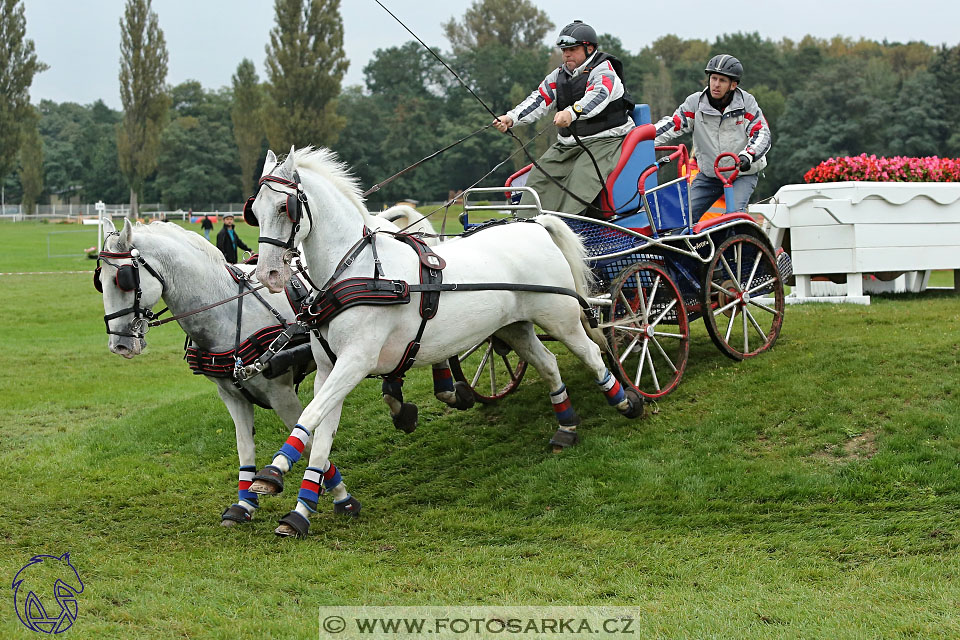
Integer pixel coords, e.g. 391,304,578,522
448,336,527,404
605,261,690,399
702,233,785,360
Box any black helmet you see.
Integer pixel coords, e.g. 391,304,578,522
556,20,597,50
704,54,743,82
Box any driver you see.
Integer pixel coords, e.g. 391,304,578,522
494,20,635,217
653,54,772,221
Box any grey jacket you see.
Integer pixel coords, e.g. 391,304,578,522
654,87,771,179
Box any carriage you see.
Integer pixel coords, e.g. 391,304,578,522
452,106,790,401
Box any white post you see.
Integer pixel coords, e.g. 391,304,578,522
96,200,106,250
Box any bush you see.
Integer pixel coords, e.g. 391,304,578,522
804,154,960,183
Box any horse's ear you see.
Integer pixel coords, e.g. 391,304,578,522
102,217,116,234
261,150,277,178
282,146,296,175
118,218,134,249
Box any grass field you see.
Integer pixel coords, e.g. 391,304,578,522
2,220,959,639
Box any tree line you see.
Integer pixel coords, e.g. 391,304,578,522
3,0,960,213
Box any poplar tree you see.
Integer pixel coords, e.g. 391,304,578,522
117,0,169,218
264,0,348,150
0,0,47,187
18,108,43,213
231,58,264,196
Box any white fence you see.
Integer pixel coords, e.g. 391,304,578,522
0,202,247,221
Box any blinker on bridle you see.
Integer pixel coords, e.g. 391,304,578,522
94,232,168,339
243,169,312,253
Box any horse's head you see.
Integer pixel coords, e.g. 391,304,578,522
95,218,165,358
249,148,308,293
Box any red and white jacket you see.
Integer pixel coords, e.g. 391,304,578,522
506,51,634,145
654,87,772,179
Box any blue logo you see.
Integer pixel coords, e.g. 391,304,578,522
11,552,84,634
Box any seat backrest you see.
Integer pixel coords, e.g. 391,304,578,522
601,122,658,217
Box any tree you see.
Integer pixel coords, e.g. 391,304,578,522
264,0,348,150
0,0,47,187
18,107,43,213
117,0,169,218
443,0,552,53
231,59,265,196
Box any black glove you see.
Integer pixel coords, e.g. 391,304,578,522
738,153,752,172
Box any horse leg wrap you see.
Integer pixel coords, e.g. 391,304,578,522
550,385,581,427
298,462,345,513
237,465,260,509
274,423,311,470
549,426,580,449
432,364,456,403
251,465,285,495
383,379,417,432
597,370,631,414
333,495,361,517
277,510,310,538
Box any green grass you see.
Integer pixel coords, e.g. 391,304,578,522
2,220,960,639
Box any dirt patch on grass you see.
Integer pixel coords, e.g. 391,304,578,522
811,431,878,463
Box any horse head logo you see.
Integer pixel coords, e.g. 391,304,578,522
11,552,84,634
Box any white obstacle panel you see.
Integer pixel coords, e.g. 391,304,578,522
750,182,960,304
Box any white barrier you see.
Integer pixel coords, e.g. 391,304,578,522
750,182,960,304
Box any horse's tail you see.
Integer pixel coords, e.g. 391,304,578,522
535,215,608,350
378,205,439,246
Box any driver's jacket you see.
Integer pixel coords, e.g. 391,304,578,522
506,51,634,145
654,87,771,179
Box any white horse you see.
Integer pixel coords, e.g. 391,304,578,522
247,146,643,538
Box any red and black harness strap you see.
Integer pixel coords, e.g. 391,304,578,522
184,268,312,407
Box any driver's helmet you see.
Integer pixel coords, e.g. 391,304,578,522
556,20,598,50
704,54,743,82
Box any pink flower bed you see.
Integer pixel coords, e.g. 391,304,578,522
804,154,960,183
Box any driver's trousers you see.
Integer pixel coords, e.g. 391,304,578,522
518,136,625,218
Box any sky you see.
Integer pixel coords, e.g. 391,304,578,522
23,0,960,110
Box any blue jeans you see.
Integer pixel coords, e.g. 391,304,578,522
688,172,759,221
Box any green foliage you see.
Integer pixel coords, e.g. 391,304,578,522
231,59,265,197
0,0,47,181
17,106,42,213
442,0,553,53
264,0,348,150
117,0,170,216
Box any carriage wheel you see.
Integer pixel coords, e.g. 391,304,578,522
701,234,785,361
605,261,690,399
448,337,528,404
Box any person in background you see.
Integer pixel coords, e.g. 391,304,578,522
215,214,251,264
653,54,772,221
493,20,635,217
200,212,213,241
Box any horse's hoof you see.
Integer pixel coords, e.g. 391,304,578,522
549,426,579,451
450,381,476,410
276,510,310,538
333,495,361,517
392,402,418,434
621,387,645,420
251,465,284,495
220,504,252,525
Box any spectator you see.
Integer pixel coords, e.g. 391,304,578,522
199,212,213,241
215,215,252,264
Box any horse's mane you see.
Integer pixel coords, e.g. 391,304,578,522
109,221,228,268
285,146,375,225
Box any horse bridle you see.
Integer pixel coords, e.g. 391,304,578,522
243,171,313,254
94,233,168,339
